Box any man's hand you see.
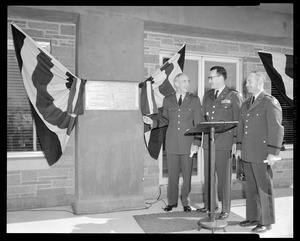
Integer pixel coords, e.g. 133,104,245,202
263,154,281,166
142,116,153,125
190,144,199,157
235,150,241,160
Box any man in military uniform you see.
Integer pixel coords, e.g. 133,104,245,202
197,66,243,219
236,71,284,233
143,73,202,212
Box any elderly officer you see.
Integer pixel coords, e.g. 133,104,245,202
143,73,202,212
197,66,243,220
235,71,284,233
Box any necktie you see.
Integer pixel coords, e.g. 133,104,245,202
214,90,219,100
251,96,255,105
178,95,182,106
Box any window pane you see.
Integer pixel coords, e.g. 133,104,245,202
7,49,42,152
184,59,198,95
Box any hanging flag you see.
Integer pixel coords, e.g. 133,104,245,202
139,43,186,159
258,51,293,107
11,22,86,166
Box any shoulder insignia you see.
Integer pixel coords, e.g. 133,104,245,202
264,94,279,105
273,98,279,105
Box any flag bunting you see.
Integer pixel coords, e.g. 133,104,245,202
139,43,186,159
11,22,86,166
258,51,293,107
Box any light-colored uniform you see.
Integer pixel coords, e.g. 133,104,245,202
236,91,284,225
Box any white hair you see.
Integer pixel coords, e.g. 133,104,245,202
249,71,267,83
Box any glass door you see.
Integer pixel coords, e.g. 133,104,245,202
158,51,243,185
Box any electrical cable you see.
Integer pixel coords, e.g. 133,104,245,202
145,185,167,209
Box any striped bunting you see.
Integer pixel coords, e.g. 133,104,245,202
258,51,293,107
139,43,186,159
11,22,86,166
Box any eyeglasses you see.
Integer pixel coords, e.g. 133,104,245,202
208,75,220,80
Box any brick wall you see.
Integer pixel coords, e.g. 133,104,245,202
7,18,76,210
142,31,293,200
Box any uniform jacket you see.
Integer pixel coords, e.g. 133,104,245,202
153,92,202,154
236,91,284,163
202,86,243,150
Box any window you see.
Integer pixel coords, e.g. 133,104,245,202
7,39,50,153
158,51,243,185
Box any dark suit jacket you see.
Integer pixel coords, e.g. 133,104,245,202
237,91,284,163
202,86,243,150
153,92,202,154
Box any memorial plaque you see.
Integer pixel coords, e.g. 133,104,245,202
85,80,139,110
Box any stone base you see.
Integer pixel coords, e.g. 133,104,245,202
72,195,145,214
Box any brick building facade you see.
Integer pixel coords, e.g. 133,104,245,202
7,6,293,211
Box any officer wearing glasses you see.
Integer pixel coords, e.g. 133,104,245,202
197,66,243,220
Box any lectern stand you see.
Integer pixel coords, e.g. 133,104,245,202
185,121,238,233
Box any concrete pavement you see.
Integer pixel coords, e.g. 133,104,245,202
6,187,293,237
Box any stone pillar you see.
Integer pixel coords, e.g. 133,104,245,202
72,13,145,214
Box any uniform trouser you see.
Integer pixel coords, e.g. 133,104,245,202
203,149,232,212
166,153,193,206
244,161,275,225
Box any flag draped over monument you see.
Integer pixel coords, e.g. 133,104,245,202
11,22,86,166
258,51,293,107
139,43,186,159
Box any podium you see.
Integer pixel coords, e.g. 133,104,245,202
185,121,238,233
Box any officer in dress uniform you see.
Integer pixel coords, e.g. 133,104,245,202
236,71,284,233
197,66,243,220
143,73,202,212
